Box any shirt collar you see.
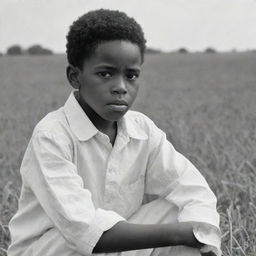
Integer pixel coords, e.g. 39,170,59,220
64,91,98,141
118,114,148,140
64,91,148,141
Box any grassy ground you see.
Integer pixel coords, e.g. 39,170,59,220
0,53,256,255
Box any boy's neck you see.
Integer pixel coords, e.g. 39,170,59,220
94,116,117,136
77,95,118,145
93,118,118,146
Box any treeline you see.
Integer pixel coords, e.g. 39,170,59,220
147,47,256,54
176,47,217,54
1,45,256,56
147,47,227,54
146,47,234,54
1,44,53,56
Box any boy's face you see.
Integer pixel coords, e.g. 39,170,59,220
74,40,142,123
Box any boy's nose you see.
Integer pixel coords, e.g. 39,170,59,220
111,77,127,95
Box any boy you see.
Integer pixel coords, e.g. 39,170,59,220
8,9,221,256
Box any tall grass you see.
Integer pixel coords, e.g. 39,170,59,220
0,53,256,255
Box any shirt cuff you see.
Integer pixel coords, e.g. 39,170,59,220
76,208,125,255
178,205,220,228
192,223,222,256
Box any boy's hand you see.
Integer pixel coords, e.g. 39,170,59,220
200,245,218,256
201,252,216,256
176,223,218,256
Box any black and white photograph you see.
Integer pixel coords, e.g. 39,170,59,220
1,1,256,256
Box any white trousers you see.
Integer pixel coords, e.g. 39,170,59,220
29,198,200,256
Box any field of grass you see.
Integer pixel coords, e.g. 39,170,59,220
0,52,256,255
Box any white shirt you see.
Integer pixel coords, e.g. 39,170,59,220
8,92,221,256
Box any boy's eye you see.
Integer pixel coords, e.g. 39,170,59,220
97,71,112,78
126,72,139,81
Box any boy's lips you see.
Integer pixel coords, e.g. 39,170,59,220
108,100,128,106
107,100,128,111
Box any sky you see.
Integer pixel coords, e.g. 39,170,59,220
1,0,256,53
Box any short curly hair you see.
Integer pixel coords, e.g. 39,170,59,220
66,9,147,69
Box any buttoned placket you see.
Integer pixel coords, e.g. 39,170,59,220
102,126,130,208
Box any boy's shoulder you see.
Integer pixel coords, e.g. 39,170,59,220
32,107,69,138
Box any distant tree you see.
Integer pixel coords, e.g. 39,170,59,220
27,44,53,55
146,47,162,54
205,47,217,54
177,48,188,54
7,45,23,55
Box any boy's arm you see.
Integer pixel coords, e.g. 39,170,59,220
144,125,222,256
22,130,126,256
93,221,202,253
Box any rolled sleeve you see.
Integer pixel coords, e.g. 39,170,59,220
145,127,221,255
193,223,222,256
22,130,125,255
76,208,125,255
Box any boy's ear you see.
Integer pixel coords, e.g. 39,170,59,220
66,65,81,89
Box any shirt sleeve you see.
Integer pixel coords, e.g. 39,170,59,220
21,130,125,256
145,125,221,256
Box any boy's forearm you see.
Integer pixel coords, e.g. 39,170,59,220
93,221,203,253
